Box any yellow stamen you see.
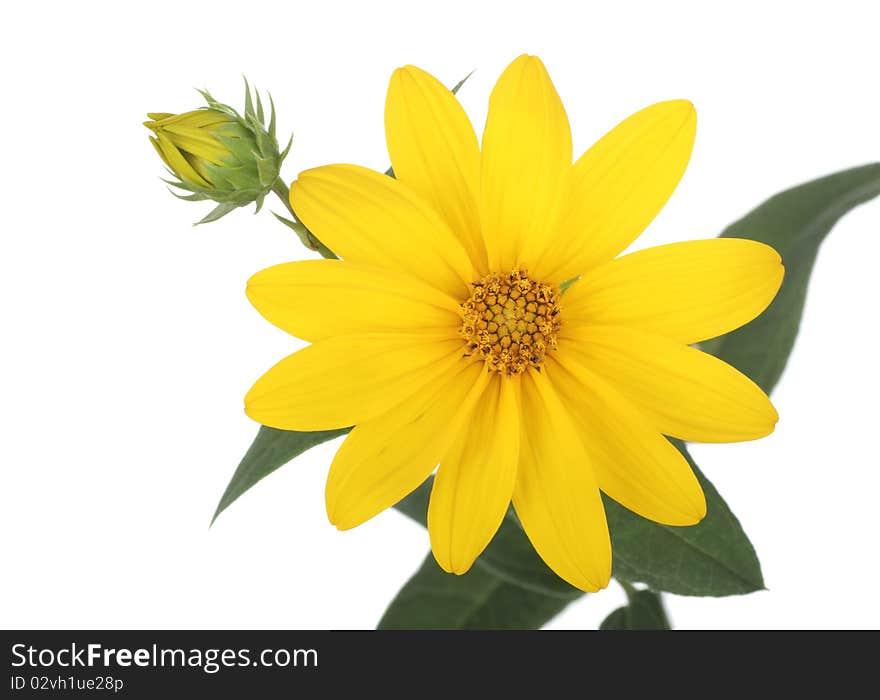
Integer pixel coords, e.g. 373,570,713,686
460,268,561,375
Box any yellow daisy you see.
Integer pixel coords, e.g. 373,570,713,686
244,55,782,592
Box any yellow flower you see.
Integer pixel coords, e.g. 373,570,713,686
244,55,782,592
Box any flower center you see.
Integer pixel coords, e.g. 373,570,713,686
459,269,561,375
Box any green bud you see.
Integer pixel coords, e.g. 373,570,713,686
145,80,291,224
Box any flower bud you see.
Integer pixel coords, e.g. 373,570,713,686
145,81,291,223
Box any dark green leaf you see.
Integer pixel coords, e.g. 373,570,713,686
211,425,348,524
599,590,670,630
700,163,880,393
598,606,627,630
606,440,763,596
377,554,575,630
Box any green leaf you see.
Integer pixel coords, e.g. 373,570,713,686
700,163,880,393
195,201,238,225
211,425,348,524
377,554,576,630
599,589,670,630
395,440,763,597
606,440,763,596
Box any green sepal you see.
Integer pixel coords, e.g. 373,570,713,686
450,70,474,95
167,188,206,202
243,77,256,121
195,202,239,225
268,93,277,140
272,212,315,250
279,135,292,162
255,89,265,124
255,155,279,189
559,275,580,294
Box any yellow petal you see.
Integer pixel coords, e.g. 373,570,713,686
562,238,784,344
159,124,228,165
245,334,465,431
247,259,462,342
291,164,476,299
480,55,572,272
149,136,172,170
155,131,210,187
547,349,706,525
428,374,520,574
512,369,611,592
154,110,230,129
327,361,489,529
562,325,778,443
184,152,214,184
535,100,696,281
386,65,486,272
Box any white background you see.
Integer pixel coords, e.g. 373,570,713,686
2,0,878,630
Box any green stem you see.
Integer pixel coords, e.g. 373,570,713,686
616,578,638,603
270,178,337,259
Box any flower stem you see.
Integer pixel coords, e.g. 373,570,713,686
270,178,337,259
